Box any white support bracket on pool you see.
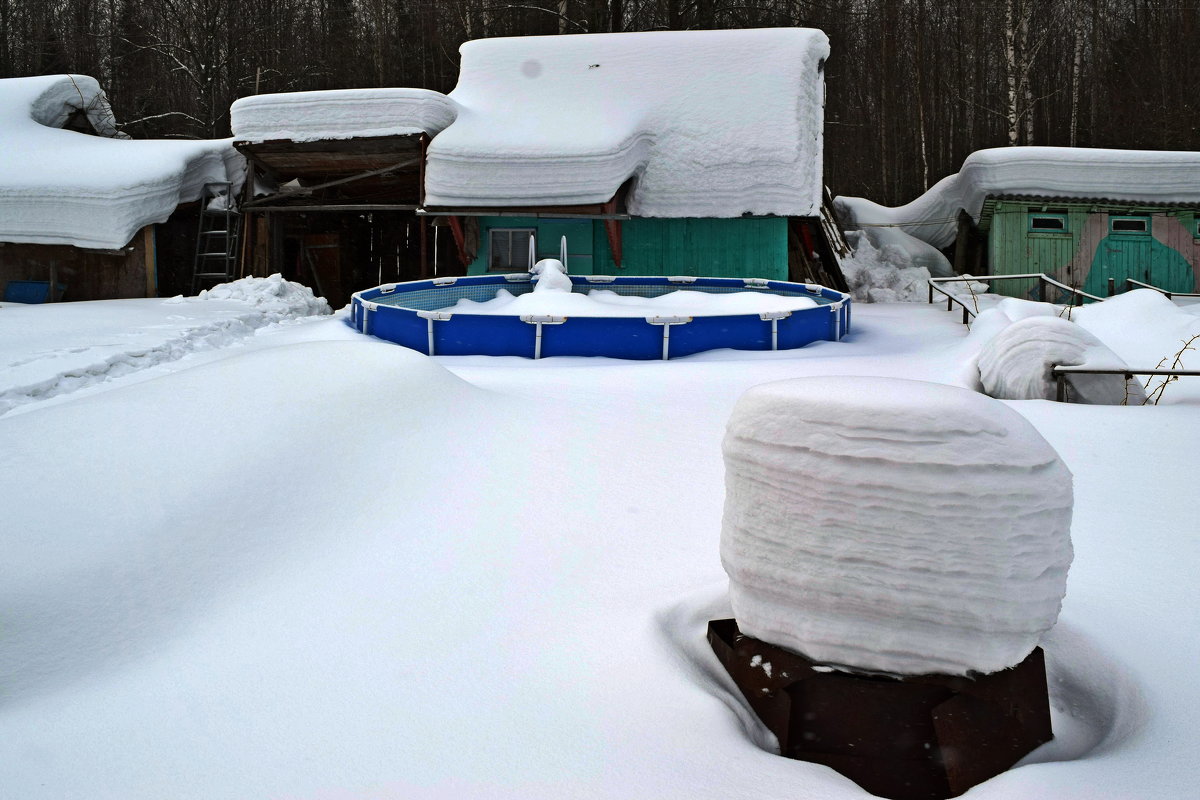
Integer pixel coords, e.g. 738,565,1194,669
417,310,454,355
829,300,846,342
521,314,567,359
744,278,770,289
759,310,793,351
360,301,379,336
647,315,693,360
667,276,697,285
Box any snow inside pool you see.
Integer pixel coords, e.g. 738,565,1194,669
436,259,822,317
442,286,821,317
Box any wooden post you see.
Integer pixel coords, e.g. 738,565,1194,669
143,226,157,297
447,216,469,268
419,215,428,278
954,211,971,274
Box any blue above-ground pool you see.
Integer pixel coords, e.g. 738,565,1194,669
350,274,851,360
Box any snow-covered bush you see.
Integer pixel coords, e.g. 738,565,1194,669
721,376,1074,676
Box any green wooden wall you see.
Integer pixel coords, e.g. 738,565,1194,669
466,216,789,279
984,201,1199,298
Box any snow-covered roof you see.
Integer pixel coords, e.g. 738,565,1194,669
424,28,830,217
837,146,1200,249
230,88,458,144
0,75,244,250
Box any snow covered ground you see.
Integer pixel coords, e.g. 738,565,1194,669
1,287,1198,799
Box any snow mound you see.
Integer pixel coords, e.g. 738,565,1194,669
426,28,828,217
721,376,1074,676
838,147,1200,249
0,75,243,249
195,273,333,318
530,258,573,292
978,315,1148,405
231,88,457,143
840,230,975,303
840,230,934,303
1073,289,1200,368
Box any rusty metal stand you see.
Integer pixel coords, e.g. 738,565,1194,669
708,619,1052,800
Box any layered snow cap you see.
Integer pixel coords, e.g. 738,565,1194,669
230,88,457,143
721,377,1074,676
426,28,829,217
977,313,1149,405
0,75,244,249
837,146,1200,249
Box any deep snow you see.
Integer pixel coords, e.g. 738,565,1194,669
0,292,1197,799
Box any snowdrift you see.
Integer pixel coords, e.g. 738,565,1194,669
977,315,1148,405
425,28,829,217
0,75,244,249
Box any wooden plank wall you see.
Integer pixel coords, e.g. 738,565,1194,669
0,228,153,301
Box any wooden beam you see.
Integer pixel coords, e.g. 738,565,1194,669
143,226,157,297
241,157,421,208
447,216,469,268
419,214,428,279
245,204,420,213
604,218,623,268
601,193,624,268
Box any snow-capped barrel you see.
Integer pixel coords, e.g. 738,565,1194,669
720,376,1074,676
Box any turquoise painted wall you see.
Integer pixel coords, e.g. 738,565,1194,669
985,201,1199,298
466,216,788,279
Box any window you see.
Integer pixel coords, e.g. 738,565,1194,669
488,228,536,272
1109,215,1149,234
1028,213,1068,233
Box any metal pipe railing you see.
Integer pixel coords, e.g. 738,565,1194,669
1123,278,1200,300
927,273,1104,325
1051,365,1200,403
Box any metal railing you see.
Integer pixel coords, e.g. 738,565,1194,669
1052,365,1200,403
1120,278,1200,300
927,274,1104,325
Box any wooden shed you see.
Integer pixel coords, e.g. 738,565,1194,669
967,197,1199,297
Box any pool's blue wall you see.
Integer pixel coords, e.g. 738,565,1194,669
465,217,788,279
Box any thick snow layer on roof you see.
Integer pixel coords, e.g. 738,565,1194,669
721,376,1074,676
837,147,1200,249
230,88,457,143
0,75,244,249
425,28,829,217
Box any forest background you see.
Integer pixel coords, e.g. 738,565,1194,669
2,0,1198,205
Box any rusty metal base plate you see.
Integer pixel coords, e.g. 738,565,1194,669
708,619,1052,800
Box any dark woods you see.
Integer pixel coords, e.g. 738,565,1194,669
2,0,1198,205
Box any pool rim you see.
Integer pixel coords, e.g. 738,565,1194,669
351,272,851,360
